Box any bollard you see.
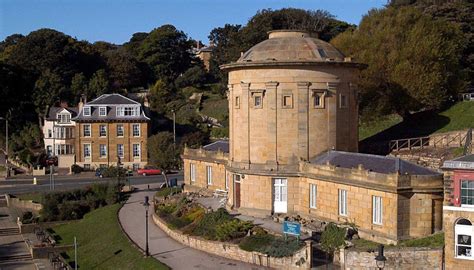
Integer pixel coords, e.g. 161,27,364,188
33,177,37,185
147,184,150,190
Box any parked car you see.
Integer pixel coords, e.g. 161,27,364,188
137,166,161,176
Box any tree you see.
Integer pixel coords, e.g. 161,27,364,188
320,223,346,269
331,6,466,119
148,132,180,186
70,73,88,101
174,65,208,89
33,69,66,127
149,80,174,114
138,25,194,81
88,69,109,98
104,49,144,90
208,8,353,83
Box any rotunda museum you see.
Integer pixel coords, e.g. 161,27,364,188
182,30,443,244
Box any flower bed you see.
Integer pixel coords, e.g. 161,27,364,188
154,194,311,268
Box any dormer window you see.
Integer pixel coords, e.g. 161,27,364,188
83,107,91,116
116,106,140,117
99,106,107,117
57,113,71,124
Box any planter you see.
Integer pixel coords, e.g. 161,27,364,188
152,213,312,269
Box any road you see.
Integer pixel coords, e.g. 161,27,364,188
0,173,183,195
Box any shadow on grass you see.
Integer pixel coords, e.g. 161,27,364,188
360,111,451,155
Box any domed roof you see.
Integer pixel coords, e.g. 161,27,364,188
221,30,364,70
239,30,344,62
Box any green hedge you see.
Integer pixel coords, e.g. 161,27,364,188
239,234,304,257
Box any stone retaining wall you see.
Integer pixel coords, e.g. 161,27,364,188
341,247,443,269
152,213,312,269
5,194,42,212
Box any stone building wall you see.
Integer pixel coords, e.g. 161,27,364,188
75,122,148,169
297,177,399,244
342,247,443,270
443,207,474,270
183,158,227,192
228,67,359,168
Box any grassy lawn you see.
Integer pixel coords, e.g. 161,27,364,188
200,93,228,123
351,232,444,251
51,204,168,270
359,114,403,141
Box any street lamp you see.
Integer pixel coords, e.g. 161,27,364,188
171,109,176,144
143,196,150,257
375,244,386,269
0,116,9,178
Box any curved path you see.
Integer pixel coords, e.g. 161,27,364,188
119,185,261,270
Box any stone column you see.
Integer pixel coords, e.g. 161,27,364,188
327,82,338,151
297,82,310,161
228,84,234,161
265,81,279,169
240,82,251,166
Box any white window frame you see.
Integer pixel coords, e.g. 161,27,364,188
461,180,474,207
190,163,196,182
99,106,107,117
132,124,140,137
372,196,383,225
58,113,71,124
338,189,348,216
83,107,91,116
99,144,107,158
117,124,124,137
83,124,91,137
99,125,107,137
117,144,124,158
132,144,140,158
225,171,229,190
309,184,317,209
254,95,262,108
83,144,91,158
455,219,474,260
206,166,212,185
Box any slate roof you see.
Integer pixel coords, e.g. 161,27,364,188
73,94,150,122
450,154,474,163
203,140,229,153
443,154,474,170
45,107,79,121
310,151,440,176
86,94,138,105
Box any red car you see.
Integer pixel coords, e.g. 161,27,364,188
137,166,161,176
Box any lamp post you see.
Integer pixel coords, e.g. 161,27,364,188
375,244,386,270
0,116,9,178
143,196,150,257
171,109,176,144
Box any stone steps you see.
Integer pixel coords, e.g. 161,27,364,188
0,253,33,262
0,227,20,236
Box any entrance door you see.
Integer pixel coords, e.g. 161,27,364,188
234,174,241,208
273,178,288,213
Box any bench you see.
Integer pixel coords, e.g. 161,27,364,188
213,189,228,198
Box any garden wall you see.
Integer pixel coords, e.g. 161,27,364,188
5,194,42,212
152,213,312,269
341,247,443,269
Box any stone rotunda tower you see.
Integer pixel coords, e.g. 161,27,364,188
221,30,365,172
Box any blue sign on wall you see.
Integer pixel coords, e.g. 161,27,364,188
283,221,301,236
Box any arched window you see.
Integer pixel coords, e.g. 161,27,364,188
455,218,473,259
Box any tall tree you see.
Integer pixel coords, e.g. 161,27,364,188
88,69,109,98
331,6,466,118
138,25,194,82
33,69,66,127
148,132,180,186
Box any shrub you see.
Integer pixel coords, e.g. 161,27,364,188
215,219,253,241
239,234,274,252
71,164,83,174
263,237,303,257
192,208,232,240
239,234,304,257
155,187,182,198
320,223,346,255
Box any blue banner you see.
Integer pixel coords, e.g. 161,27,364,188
283,221,301,236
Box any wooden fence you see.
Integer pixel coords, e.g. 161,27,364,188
389,129,472,152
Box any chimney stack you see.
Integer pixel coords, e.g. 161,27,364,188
196,40,201,50
78,94,87,111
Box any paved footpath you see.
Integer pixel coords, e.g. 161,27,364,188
119,184,263,270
